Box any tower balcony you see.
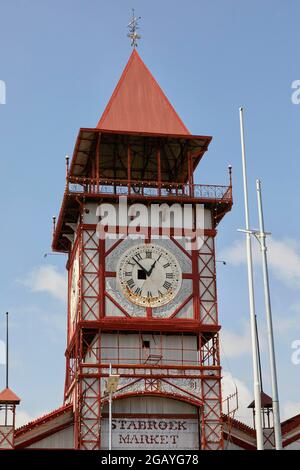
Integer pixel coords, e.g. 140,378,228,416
52,174,232,252
68,176,232,203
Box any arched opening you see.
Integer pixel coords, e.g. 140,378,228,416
101,395,201,450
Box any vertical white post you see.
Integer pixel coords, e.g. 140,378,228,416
239,107,264,450
108,363,112,451
256,179,282,450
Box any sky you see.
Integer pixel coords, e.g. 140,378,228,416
0,0,299,427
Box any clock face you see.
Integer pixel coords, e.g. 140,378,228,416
117,243,182,308
70,257,79,322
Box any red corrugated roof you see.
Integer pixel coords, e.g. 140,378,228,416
248,391,273,409
222,413,256,437
281,413,300,435
97,49,190,135
0,387,20,404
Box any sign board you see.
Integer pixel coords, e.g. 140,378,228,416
101,418,199,449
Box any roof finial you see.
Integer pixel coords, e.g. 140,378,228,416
127,9,141,48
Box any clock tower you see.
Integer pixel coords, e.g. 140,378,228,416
52,49,232,450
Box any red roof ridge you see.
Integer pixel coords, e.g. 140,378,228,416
222,413,256,436
281,413,300,435
0,387,21,404
97,49,190,135
15,403,73,436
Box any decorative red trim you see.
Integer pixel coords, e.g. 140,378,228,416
15,421,73,449
221,415,256,437
223,431,256,450
101,413,196,419
15,404,73,437
283,431,300,447
281,413,300,435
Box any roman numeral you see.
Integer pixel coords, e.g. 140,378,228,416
163,262,170,268
127,261,135,266
158,290,163,297
166,273,174,279
146,251,152,258
127,279,135,289
147,291,152,298
125,271,132,277
163,281,172,290
134,287,142,295
135,253,143,260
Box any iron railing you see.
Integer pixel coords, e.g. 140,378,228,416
68,177,232,202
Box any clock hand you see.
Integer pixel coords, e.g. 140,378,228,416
132,257,148,276
146,254,162,277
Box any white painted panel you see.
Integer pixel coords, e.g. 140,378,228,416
83,202,99,224
101,397,199,449
28,425,74,449
204,208,212,229
107,396,197,415
225,440,246,450
83,203,211,230
101,418,199,449
285,438,300,450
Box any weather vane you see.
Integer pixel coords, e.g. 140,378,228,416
127,9,141,48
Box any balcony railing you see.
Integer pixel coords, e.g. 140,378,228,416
68,177,232,203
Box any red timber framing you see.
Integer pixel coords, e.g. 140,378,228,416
62,220,226,449
53,51,233,450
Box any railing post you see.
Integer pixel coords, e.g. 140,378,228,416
157,148,161,196
187,152,194,197
96,133,100,193
127,145,131,196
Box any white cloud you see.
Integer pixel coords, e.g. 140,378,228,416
22,265,67,302
282,401,300,421
221,237,300,289
220,325,252,358
222,371,253,425
15,409,49,428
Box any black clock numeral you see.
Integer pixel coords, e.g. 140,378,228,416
147,291,152,298
135,253,143,260
134,287,142,295
127,279,135,289
163,281,172,290
146,251,152,258
158,290,163,297
125,271,132,277
127,261,135,267
163,262,170,268
166,273,174,279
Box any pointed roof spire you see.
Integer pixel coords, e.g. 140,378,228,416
0,387,21,404
97,49,190,135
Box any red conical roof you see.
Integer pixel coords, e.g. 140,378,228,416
0,387,21,404
97,49,190,135
248,391,273,409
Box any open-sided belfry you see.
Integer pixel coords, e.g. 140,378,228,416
51,49,233,450
16,49,234,450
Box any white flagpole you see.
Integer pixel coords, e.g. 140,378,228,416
239,107,264,450
256,179,282,450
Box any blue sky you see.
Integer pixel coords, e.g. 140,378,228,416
0,0,299,426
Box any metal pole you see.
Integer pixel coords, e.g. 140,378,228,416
108,363,112,451
256,179,282,450
5,312,9,426
5,312,8,389
239,107,264,450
